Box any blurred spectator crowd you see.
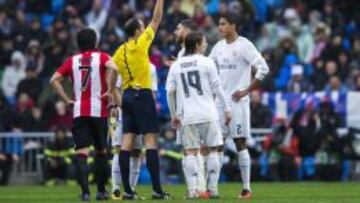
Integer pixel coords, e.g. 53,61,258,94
1,0,360,184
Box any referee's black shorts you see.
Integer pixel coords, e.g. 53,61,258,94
71,117,108,150
122,88,159,135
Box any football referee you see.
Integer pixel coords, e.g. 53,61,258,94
107,0,170,200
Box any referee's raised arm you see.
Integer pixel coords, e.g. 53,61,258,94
110,0,171,200
148,0,164,32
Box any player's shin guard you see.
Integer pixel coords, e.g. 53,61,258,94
196,154,207,192
129,156,141,191
184,155,199,195
76,154,90,194
206,152,220,194
238,149,251,191
95,153,109,193
146,149,163,194
119,150,133,194
112,153,121,192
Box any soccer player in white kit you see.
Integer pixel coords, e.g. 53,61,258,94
209,14,269,199
110,64,158,200
166,32,231,199
172,20,209,197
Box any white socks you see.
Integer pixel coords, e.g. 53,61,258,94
129,156,141,191
196,154,207,192
182,158,191,187
184,155,199,194
238,149,251,191
112,154,142,192
111,153,121,191
219,151,224,166
206,152,220,194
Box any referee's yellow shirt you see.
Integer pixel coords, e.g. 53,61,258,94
113,26,155,90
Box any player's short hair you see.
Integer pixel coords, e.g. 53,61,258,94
77,28,97,51
180,19,198,32
125,18,142,37
220,13,239,30
185,31,204,55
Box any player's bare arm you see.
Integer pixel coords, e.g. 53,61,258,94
109,86,122,119
49,72,74,107
148,0,165,32
231,78,261,102
103,59,120,118
101,59,118,99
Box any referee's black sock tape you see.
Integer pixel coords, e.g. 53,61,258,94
76,154,90,194
95,153,108,193
119,150,133,194
146,149,163,194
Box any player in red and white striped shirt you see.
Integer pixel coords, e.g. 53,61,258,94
50,28,118,202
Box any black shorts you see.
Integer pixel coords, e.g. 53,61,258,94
71,117,108,150
122,88,159,134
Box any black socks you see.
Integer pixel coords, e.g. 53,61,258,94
146,149,163,194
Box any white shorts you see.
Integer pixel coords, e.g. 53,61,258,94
111,117,143,149
180,121,223,150
217,100,251,140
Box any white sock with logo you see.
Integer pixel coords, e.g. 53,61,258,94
206,152,220,195
196,154,207,192
238,149,251,191
111,153,121,191
184,155,199,194
129,156,141,191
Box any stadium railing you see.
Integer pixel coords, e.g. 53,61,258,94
0,128,349,184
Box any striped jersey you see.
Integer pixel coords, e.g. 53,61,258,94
56,50,111,118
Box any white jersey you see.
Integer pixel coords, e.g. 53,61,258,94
166,54,221,125
177,47,185,58
209,36,269,104
150,63,158,92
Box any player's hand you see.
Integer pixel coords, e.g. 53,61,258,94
65,100,75,111
232,89,249,102
224,111,232,126
110,107,120,119
171,117,181,130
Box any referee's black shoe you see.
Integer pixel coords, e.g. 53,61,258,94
152,191,172,200
96,191,110,201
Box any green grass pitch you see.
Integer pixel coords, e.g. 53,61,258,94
0,182,359,203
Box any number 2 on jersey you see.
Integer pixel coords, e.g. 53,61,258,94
79,66,92,91
181,70,203,97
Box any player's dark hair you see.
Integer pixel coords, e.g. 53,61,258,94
125,18,142,37
77,28,97,51
180,19,198,32
220,13,239,30
185,31,204,55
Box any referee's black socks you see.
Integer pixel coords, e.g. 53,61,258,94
146,149,163,194
76,154,90,194
95,153,109,193
119,150,133,194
